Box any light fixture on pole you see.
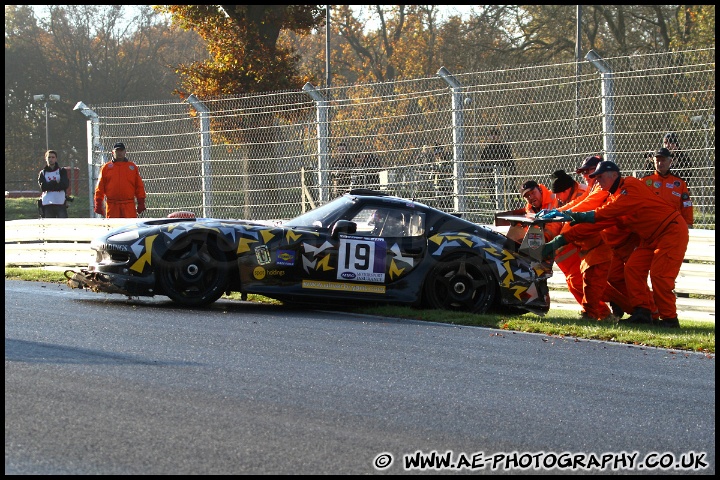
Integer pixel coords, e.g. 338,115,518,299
32,94,61,151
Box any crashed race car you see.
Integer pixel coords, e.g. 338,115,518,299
67,189,558,315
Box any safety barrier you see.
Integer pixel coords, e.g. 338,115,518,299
4,218,132,268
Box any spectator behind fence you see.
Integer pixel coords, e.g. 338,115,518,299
349,151,382,190
479,128,517,180
662,132,692,183
37,149,69,218
432,143,454,210
480,128,517,209
94,142,147,218
331,141,356,197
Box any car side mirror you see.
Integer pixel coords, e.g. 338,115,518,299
331,220,357,239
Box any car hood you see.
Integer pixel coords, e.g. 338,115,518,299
95,217,279,242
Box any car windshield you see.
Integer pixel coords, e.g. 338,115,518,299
283,196,354,229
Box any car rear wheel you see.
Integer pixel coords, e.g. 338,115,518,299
423,255,497,313
157,235,229,307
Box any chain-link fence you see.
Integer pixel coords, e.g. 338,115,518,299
78,48,715,228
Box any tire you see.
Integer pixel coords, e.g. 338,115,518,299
156,235,229,307
423,254,497,313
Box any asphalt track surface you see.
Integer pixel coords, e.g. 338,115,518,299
5,280,715,474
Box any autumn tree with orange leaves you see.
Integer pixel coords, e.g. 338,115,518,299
155,5,326,97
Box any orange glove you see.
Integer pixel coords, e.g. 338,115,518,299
94,202,104,216
137,198,146,215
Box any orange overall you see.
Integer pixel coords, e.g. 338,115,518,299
94,160,146,218
525,185,584,308
563,177,688,320
640,171,693,226
559,183,612,319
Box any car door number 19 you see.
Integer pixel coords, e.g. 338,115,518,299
337,237,386,283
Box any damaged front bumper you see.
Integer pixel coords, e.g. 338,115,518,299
65,269,156,297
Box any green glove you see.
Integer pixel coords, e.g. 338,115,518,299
567,210,595,225
541,234,567,258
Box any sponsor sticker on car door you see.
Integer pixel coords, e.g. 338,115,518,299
337,235,386,282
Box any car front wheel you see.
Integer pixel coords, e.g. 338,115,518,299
157,235,229,307
423,254,497,313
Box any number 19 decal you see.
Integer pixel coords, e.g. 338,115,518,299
337,236,386,283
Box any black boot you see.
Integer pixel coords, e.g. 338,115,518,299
625,307,653,325
609,301,624,319
655,317,680,329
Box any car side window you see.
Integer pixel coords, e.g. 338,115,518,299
407,212,425,237
350,208,424,238
350,208,377,235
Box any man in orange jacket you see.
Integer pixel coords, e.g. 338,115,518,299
603,147,692,320
94,143,147,218
551,157,613,321
521,180,585,314
641,148,693,227
542,161,688,329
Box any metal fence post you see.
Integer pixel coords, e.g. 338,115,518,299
187,95,213,217
302,83,330,204
586,50,616,163
73,102,102,217
437,67,466,213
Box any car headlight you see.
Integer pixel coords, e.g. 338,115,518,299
108,230,141,242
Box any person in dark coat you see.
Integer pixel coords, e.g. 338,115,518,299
37,149,70,218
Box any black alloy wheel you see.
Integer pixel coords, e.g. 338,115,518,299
157,235,229,307
423,254,497,313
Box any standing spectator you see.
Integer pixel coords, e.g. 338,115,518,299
330,142,355,197
479,128,516,209
543,161,689,328
432,144,454,210
94,142,147,218
642,147,693,227
662,132,692,183
349,151,382,190
37,149,69,218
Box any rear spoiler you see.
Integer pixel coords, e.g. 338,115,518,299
494,209,564,262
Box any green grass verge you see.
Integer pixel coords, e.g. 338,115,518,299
5,196,91,220
7,267,714,355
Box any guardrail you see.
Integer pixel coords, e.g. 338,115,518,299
5,218,133,268
4,219,714,315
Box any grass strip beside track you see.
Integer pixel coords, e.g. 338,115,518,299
6,267,714,355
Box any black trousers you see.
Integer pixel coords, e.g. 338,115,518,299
42,204,68,218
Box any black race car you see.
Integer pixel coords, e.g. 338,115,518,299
67,190,554,314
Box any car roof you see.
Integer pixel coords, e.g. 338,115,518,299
346,189,425,208
345,189,463,218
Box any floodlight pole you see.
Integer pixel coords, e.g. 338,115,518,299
187,94,213,218
303,82,330,204
437,67,467,213
74,101,101,217
585,50,616,163
33,94,60,151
